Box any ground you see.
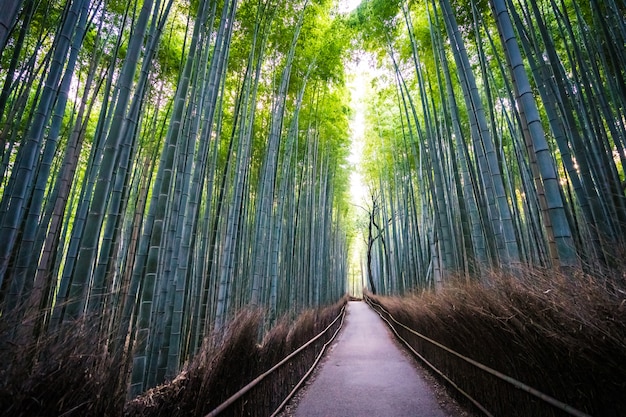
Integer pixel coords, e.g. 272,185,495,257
275,302,477,417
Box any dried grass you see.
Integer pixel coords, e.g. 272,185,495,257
0,297,346,417
369,268,626,417
0,316,125,416
124,297,347,417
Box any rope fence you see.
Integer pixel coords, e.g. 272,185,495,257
204,304,346,417
365,295,591,417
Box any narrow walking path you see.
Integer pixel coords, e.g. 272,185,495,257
293,301,452,417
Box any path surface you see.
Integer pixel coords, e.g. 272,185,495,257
293,301,451,417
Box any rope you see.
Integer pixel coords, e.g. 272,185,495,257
365,296,592,417
204,304,346,417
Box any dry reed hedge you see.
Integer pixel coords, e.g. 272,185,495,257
0,297,346,417
369,269,626,417
0,316,125,416
124,296,347,417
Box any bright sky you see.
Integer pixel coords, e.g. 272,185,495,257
346,56,369,296
337,0,368,295
347,58,368,209
337,0,362,14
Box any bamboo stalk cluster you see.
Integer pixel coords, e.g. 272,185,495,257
353,0,626,295
0,0,352,397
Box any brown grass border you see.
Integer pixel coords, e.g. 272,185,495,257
123,296,347,417
0,296,347,417
368,269,626,417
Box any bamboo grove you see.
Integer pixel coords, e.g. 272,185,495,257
0,0,352,396
353,0,626,294
1,0,626,401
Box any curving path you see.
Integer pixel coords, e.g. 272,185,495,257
293,301,453,417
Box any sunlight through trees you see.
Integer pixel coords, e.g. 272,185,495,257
1,0,625,400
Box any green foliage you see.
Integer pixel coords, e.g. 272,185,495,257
450,0,488,34
348,0,402,60
155,1,190,80
361,80,402,188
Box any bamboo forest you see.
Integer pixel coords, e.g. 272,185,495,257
0,0,625,415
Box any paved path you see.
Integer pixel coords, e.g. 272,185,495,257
294,301,450,417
